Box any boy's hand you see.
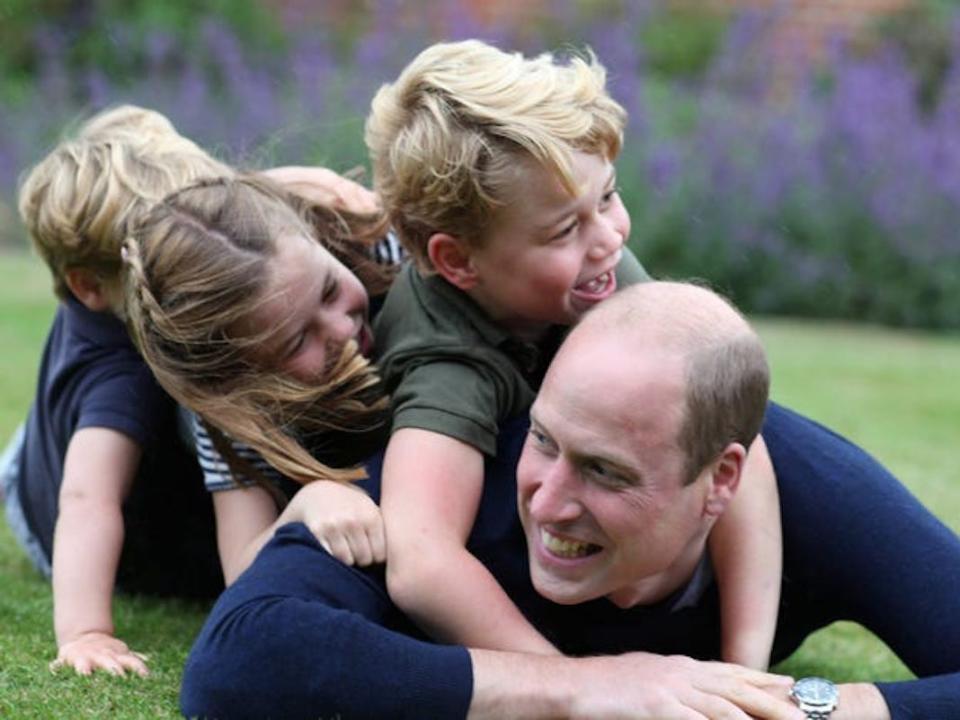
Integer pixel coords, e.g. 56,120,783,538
291,481,386,567
263,166,380,215
50,631,149,677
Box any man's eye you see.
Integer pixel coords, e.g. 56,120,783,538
529,428,556,452
586,462,627,486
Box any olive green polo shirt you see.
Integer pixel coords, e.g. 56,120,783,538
373,248,650,456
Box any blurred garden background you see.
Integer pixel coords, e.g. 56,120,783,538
1,0,959,717
2,0,960,327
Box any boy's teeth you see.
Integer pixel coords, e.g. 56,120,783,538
541,529,595,558
578,271,609,294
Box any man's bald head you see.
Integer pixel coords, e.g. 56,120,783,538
557,281,770,483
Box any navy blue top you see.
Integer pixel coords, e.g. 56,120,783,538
182,404,960,719
11,298,220,595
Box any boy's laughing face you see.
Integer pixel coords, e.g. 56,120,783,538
465,151,630,341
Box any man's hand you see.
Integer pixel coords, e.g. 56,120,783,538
570,653,804,720
50,631,149,677
469,648,805,719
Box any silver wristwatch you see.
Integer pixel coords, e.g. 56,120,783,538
789,676,839,719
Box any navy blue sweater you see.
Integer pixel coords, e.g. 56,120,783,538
181,403,960,719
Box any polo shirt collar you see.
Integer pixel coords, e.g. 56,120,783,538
63,295,131,349
420,272,513,349
419,272,562,382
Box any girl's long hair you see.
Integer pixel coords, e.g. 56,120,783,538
124,174,393,487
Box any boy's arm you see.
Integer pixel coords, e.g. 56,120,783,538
382,428,557,654
262,166,379,214
51,427,147,677
709,434,782,670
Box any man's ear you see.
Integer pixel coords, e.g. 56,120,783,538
702,442,746,518
64,268,112,312
426,233,479,290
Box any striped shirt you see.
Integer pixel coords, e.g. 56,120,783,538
194,232,403,494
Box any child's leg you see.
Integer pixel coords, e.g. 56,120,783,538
1,424,52,577
0,423,22,504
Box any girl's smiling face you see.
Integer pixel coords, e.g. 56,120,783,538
244,233,372,383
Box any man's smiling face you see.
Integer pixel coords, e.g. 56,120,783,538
516,330,716,609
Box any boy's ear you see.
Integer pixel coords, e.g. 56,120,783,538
427,233,479,290
64,268,112,312
701,443,746,519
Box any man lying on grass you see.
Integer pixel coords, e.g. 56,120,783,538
182,282,960,719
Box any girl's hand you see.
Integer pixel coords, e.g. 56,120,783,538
290,481,386,567
50,631,149,677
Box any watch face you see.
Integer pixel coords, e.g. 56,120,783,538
792,677,838,705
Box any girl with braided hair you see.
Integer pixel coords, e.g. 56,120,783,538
4,104,400,679
123,174,402,585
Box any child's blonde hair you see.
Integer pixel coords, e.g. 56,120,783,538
124,175,391,486
365,39,626,272
18,104,232,300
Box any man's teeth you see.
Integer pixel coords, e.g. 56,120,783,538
541,529,596,558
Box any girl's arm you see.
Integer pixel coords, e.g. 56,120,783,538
212,485,280,585
214,480,385,585
709,434,782,670
381,427,557,654
50,428,147,677
197,414,384,585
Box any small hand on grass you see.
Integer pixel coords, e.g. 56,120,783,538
50,631,149,677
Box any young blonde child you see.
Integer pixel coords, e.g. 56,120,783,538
4,105,232,678
365,40,782,668
4,105,395,678
123,174,400,584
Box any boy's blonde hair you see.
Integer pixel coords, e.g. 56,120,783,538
18,104,232,300
365,39,626,272
124,175,391,486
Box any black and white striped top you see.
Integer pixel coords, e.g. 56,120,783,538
193,231,403,493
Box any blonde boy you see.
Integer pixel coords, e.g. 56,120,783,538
367,41,782,667
3,106,231,676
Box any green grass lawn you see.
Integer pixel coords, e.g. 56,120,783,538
1,251,958,717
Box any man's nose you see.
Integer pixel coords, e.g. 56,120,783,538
528,462,582,523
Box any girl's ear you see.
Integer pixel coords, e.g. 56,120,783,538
64,268,112,312
427,233,479,290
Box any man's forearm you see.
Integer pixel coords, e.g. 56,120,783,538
468,649,571,719
834,684,891,720
468,648,803,720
